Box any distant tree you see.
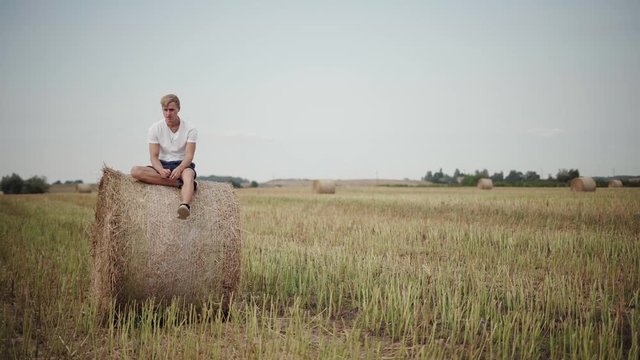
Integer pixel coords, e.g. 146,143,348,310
53,180,62,185
1,173,24,194
556,169,569,182
491,171,504,182
423,171,433,182
453,169,466,184
461,175,480,186
22,176,49,194
505,170,523,183
230,179,242,188
474,169,489,178
524,171,540,181
568,169,580,180
250,181,259,188
556,168,579,183
434,168,444,178
432,168,452,184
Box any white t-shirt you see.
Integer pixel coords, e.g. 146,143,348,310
148,119,198,161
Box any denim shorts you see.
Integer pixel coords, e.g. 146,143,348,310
149,160,197,178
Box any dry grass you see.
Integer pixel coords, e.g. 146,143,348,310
1,186,639,358
49,183,98,193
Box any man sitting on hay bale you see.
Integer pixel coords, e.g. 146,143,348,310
131,94,198,220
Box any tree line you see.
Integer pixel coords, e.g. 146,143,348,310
1,172,260,194
196,175,259,188
422,168,581,187
1,173,50,194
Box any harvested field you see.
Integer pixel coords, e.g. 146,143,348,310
1,186,639,358
50,183,98,193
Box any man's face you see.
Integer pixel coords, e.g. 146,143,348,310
163,102,180,125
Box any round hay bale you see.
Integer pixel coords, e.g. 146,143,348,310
477,178,493,190
570,177,596,192
313,180,336,194
608,179,623,188
76,183,92,193
91,167,241,317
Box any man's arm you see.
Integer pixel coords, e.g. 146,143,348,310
169,142,196,180
149,143,171,178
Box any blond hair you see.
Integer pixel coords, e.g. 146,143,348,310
160,94,180,109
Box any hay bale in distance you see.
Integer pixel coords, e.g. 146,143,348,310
76,183,93,193
313,180,336,194
91,167,241,317
570,177,596,192
608,179,623,188
477,178,493,190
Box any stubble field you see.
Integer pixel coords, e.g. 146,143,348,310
1,186,639,359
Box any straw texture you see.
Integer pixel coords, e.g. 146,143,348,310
570,177,596,192
608,179,623,188
312,180,336,194
477,178,493,190
76,184,93,193
91,167,241,316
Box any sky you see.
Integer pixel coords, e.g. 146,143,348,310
1,0,639,183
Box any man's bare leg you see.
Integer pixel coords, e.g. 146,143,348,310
180,168,196,205
130,166,178,187
176,169,196,219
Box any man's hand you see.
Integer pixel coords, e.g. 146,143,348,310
157,168,171,178
169,166,184,180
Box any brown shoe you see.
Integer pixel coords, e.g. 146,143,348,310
177,203,191,219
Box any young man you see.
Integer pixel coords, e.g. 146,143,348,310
131,94,198,219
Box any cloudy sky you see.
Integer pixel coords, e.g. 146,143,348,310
1,0,638,183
